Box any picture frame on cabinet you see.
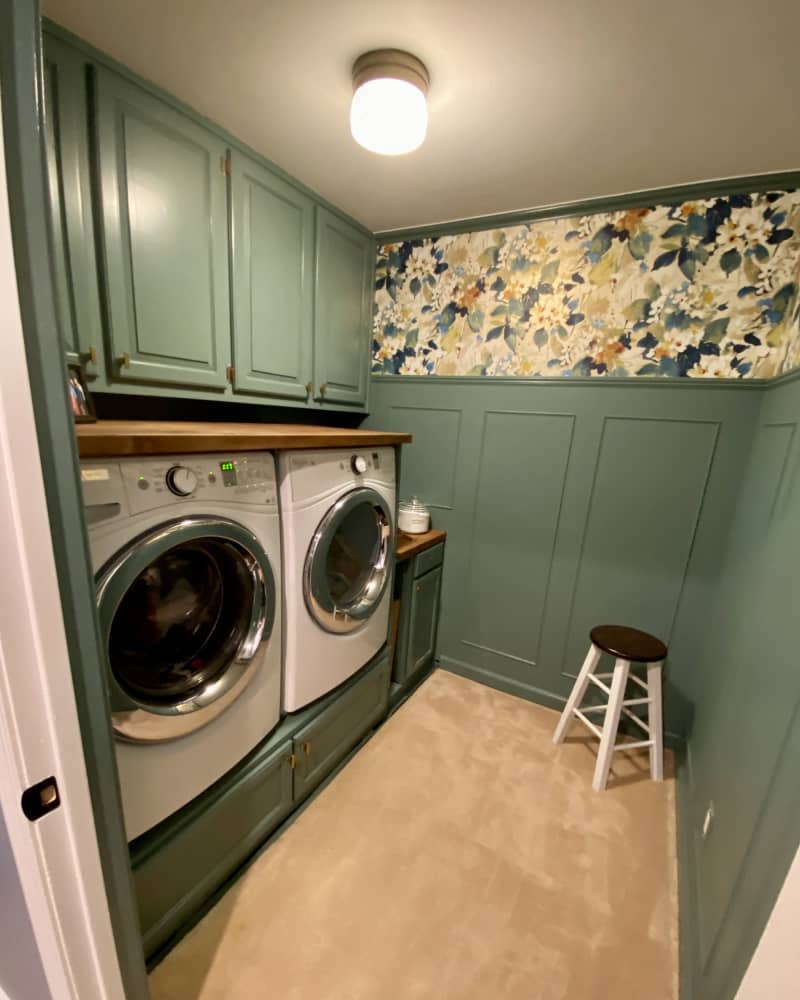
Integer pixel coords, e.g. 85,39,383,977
66,362,96,423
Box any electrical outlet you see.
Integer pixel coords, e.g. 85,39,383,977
702,802,715,840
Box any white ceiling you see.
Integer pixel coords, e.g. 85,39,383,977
43,0,800,234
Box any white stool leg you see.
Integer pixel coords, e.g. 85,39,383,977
553,644,602,744
593,657,630,791
648,660,664,781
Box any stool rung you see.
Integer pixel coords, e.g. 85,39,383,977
629,674,649,691
613,738,653,751
623,697,651,707
580,704,607,714
621,705,651,734
587,674,611,696
573,709,603,740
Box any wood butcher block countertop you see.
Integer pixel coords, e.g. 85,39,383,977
76,420,412,458
395,529,447,563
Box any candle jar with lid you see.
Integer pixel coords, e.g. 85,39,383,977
398,496,430,534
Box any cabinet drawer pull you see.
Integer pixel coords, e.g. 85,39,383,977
319,383,327,399
305,382,312,398
227,365,235,384
302,741,312,755
416,584,422,592
118,352,131,369
85,346,98,366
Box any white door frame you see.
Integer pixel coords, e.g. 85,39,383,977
0,90,126,1000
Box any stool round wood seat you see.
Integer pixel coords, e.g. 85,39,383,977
553,624,667,791
590,625,667,663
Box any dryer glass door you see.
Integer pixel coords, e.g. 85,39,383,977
97,516,275,742
304,487,393,634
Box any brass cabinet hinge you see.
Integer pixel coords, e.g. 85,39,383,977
220,154,231,176
288,753,296,769
226,365,235,384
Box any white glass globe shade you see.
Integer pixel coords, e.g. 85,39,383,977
350,77,428,156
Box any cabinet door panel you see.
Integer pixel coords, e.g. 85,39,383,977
293,652,390,800
132,737,294,960
231,152,313,399
409,565,443,676
42,36,105,380
94,67,230,388
313,207,373,406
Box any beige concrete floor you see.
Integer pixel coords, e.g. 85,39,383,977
150,669,678,1000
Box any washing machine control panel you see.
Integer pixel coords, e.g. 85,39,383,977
284,447,395,504
120,453,278,514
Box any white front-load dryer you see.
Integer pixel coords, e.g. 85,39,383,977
279,447,396,712
82,451,282,841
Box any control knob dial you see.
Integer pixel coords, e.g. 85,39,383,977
166,466,197,497
351,455,367,475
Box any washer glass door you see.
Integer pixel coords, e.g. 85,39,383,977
304,487,393,634
97,516,275,742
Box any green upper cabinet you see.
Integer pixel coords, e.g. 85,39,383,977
41,36,105,380
93,67,231,389
313,207,374,407
41,27,375,410
230,151,314,401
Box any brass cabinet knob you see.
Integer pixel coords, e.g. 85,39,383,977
84,345,98,366
305,382,313,398
118,352,131,369
319,383,327,399
302,741,312,755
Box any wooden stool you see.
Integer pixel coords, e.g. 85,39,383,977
553,625,666,791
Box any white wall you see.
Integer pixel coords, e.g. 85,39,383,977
736,845,800,999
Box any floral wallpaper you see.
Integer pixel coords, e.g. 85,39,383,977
373,190,800,379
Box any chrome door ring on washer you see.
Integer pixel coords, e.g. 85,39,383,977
96,516,275,743
304,487,393,634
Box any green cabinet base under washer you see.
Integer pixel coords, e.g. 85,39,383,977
131,648,391,964
133,737,294,960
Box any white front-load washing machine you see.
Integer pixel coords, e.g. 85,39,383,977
279,447,396,712
82,451,282,841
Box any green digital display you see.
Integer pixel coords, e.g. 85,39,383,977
219,460,237,486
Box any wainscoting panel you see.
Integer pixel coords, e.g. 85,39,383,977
461,410,574,683
560,416,719,680
388,405,461,509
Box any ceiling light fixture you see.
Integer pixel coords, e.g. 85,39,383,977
350,49,429,156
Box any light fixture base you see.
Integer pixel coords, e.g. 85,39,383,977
352,49,429,96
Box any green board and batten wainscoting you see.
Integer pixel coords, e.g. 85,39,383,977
41,22,374,413
365,377,760,735
677,373,800,1000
